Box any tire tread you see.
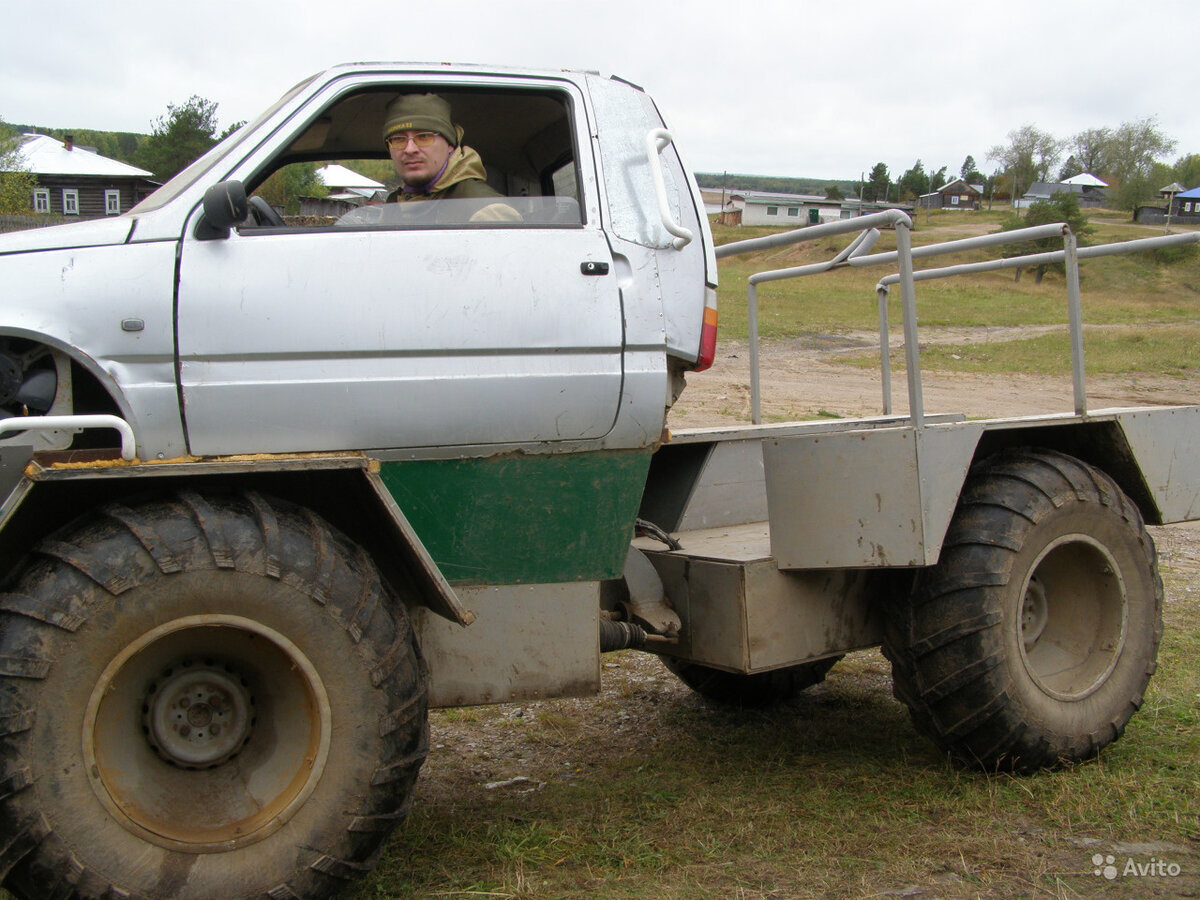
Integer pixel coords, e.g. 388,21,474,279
0,490,428,900
884,448,1162,771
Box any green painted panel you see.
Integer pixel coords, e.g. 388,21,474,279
379,450,651,585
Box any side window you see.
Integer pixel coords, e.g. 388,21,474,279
62,189,79,216
550,161,578,201
33,189,50,214
244,86,583,230
105,189,121,215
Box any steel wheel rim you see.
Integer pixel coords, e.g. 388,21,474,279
1017,534,1128,701
1020,576,1049,649
82,614,332,852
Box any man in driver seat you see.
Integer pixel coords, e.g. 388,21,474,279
383,94,520,223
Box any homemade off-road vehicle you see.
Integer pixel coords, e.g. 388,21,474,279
0,62,1196,899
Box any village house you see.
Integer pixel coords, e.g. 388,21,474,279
297,164,387,217
1016,173,1108,209
916,178,983,211
1166,185,1200,221
701,188,911,227
9,134,158,218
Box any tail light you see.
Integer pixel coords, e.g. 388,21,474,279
693,296,718,372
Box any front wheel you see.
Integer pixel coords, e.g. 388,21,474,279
0,491,428,899
883,449,1162,771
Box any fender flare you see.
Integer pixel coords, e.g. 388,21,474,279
0,452,471,626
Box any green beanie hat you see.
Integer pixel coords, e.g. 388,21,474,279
383,94,458,146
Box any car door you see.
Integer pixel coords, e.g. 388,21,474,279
175,79,622,457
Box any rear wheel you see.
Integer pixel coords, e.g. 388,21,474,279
0,491,428,899
662,655,841,707
883,449,1162,771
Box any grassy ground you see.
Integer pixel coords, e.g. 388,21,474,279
337,208,1200,900
347,525,1199,899
711,210,1200,376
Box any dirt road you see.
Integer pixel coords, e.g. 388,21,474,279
669,330,1198,428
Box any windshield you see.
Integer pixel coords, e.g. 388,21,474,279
130,73,320,214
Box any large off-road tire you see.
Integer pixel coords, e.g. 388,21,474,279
0,491,428,899
662,655,841,707
884,448,1162,771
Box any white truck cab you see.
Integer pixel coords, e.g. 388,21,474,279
0,63,716,463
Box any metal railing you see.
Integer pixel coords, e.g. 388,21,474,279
0,415,137,460
715,215,1200,426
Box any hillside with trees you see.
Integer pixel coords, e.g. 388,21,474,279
6,99,1197,216
696,173,857,199
5,123,142,166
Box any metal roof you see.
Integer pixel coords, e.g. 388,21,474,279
927,178,983,195
1024,182,1103,199
10,134,152,178
736,190,830,205
315,164,384,190
1062,173,1108,187
1176,186,1200,199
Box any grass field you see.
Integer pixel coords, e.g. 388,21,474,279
345,527,1199,899
711,210,1200,377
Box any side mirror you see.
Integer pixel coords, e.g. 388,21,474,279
196,181,249,240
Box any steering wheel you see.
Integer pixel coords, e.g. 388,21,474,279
247,195,285,227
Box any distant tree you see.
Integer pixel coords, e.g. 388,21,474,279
897,159,930,200
1104,117,1177,210
1001,190,1093,282
1057,155,1083,182
1148,160,1174,184
254,162,327,215
32,128,145,164
960,155,984,185
347,159,396,184
0,117,37,214
117,132,141,159
824,183,844,201
865,162,890,202
136,95,222,181
1172,153,1200,189
694,172,850,196
988,124,1062,203
930,166,949,192
984,169,1002,206
1067,127,1111,176
1104,117,1174,181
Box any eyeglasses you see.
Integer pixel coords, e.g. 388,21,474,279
386,131,439,149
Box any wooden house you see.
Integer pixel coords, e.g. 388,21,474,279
12,134,157,218
916,179,983,210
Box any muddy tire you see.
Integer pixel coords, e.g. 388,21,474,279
883,449,1162,771
662,655,841,707
0,491,428,899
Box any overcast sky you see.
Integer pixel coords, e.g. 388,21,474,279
4,0,1197,183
